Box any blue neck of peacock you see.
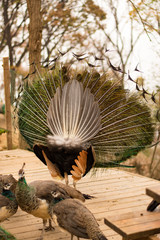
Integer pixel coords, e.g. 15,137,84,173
18,176,27,185
53,198,64,204
2,189,16,200
16,176,39,213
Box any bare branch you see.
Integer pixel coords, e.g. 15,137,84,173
16,42,29,67
128,0,152,41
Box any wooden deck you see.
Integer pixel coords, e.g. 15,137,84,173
0,149,160,240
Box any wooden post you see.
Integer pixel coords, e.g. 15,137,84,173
3,57,12,150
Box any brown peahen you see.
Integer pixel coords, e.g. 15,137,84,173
51,196,107,240
15,163,89,239
16,60,155,187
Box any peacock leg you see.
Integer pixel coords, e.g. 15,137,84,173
73,180,76,189
64,172,69,185
71,234,77,240
38,219,47,240
45,219,55,231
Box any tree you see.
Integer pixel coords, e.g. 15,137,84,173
0,0,107,86
26,0,42,75
1,0,158,92
32,0,107,64
128,0,160,37
85,0,147,87
0,0,28,103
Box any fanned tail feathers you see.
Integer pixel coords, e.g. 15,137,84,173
47,80,101,149
16,64,155,168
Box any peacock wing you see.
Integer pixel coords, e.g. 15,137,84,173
54,182,85,202
30,180,70,200
0,195,10,208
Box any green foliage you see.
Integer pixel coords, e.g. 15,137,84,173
0,128,8,135
0,226,16,240
0,104,5,114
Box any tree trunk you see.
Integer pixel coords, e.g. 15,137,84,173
3,0,16,104
19,0,42,148
26,0,42,79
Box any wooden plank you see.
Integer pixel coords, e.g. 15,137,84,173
105,212,160,227
105,217,160,239
149,236,160,240
104,210,160,223
104,211,160,239
124,220,160,239
122,238,153,240
3,57,12,149
146,186,160,203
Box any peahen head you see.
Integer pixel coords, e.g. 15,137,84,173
2,180,15,200
51,190,61,199
51,190,64,203
1,174,17,193
18,163,26,180
2,182,16,200
3,182,12,191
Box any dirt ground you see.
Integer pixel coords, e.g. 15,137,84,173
0,113,160,180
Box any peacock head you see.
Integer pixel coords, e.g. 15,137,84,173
51,190,61,198
2,181,16,199
18,163,26,180
1,174,17,193
51,190,64,203
3,182,12,191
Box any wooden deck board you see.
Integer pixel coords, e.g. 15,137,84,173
146,186,160,203
0,149,160,240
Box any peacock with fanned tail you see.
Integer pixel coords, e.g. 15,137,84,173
16,62,155,187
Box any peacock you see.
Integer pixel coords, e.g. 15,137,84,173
51,197,108,240
15,163,91,239
0,178,18,223
16,59,155,187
